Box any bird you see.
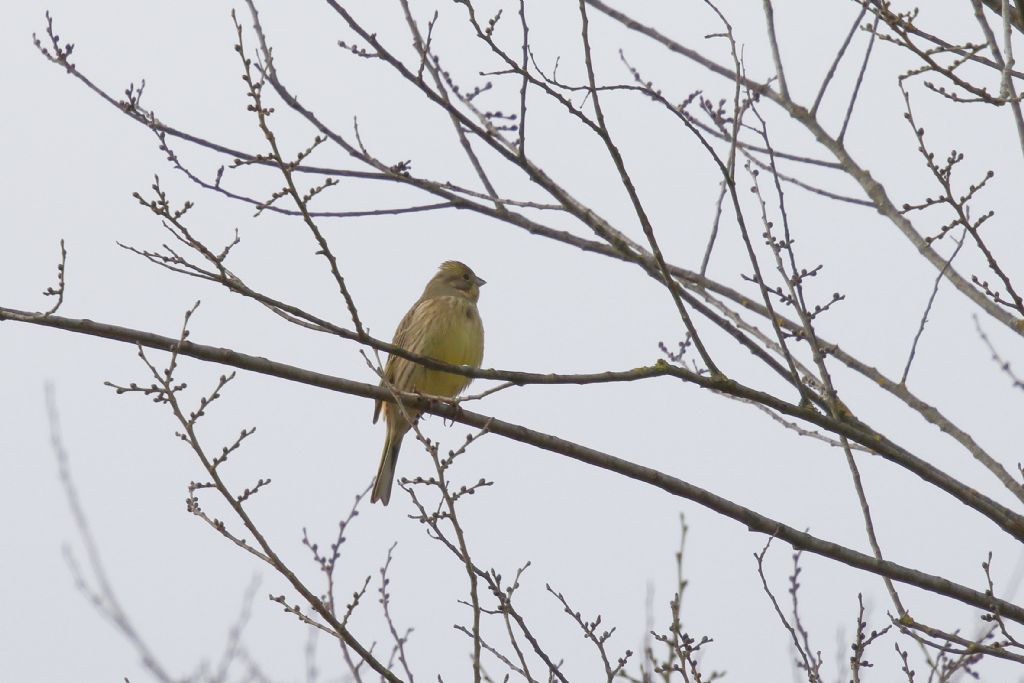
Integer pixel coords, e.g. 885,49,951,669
371,260,486,505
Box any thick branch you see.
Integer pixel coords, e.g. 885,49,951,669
978,0,1024,33
3,306,1022,623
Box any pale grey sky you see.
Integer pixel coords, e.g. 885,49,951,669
2,1,1022,681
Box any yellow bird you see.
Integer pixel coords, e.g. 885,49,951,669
371,260,486,505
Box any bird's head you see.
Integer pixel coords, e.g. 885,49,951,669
423,260,486,302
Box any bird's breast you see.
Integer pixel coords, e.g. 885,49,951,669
417,297,484,397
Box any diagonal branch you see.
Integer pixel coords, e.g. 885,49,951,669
577,0,719,375
583,0,1024,337
6,307,1024,624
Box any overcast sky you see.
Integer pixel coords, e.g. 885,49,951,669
3,1,1022,681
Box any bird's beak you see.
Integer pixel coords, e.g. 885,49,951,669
475,275,487,287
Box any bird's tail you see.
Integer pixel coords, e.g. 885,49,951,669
371,429,404,506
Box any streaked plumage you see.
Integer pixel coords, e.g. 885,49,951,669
371,261,486,505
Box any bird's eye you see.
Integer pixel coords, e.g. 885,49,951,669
462,273,470,280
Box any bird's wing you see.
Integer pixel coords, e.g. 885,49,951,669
373,297,435,422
